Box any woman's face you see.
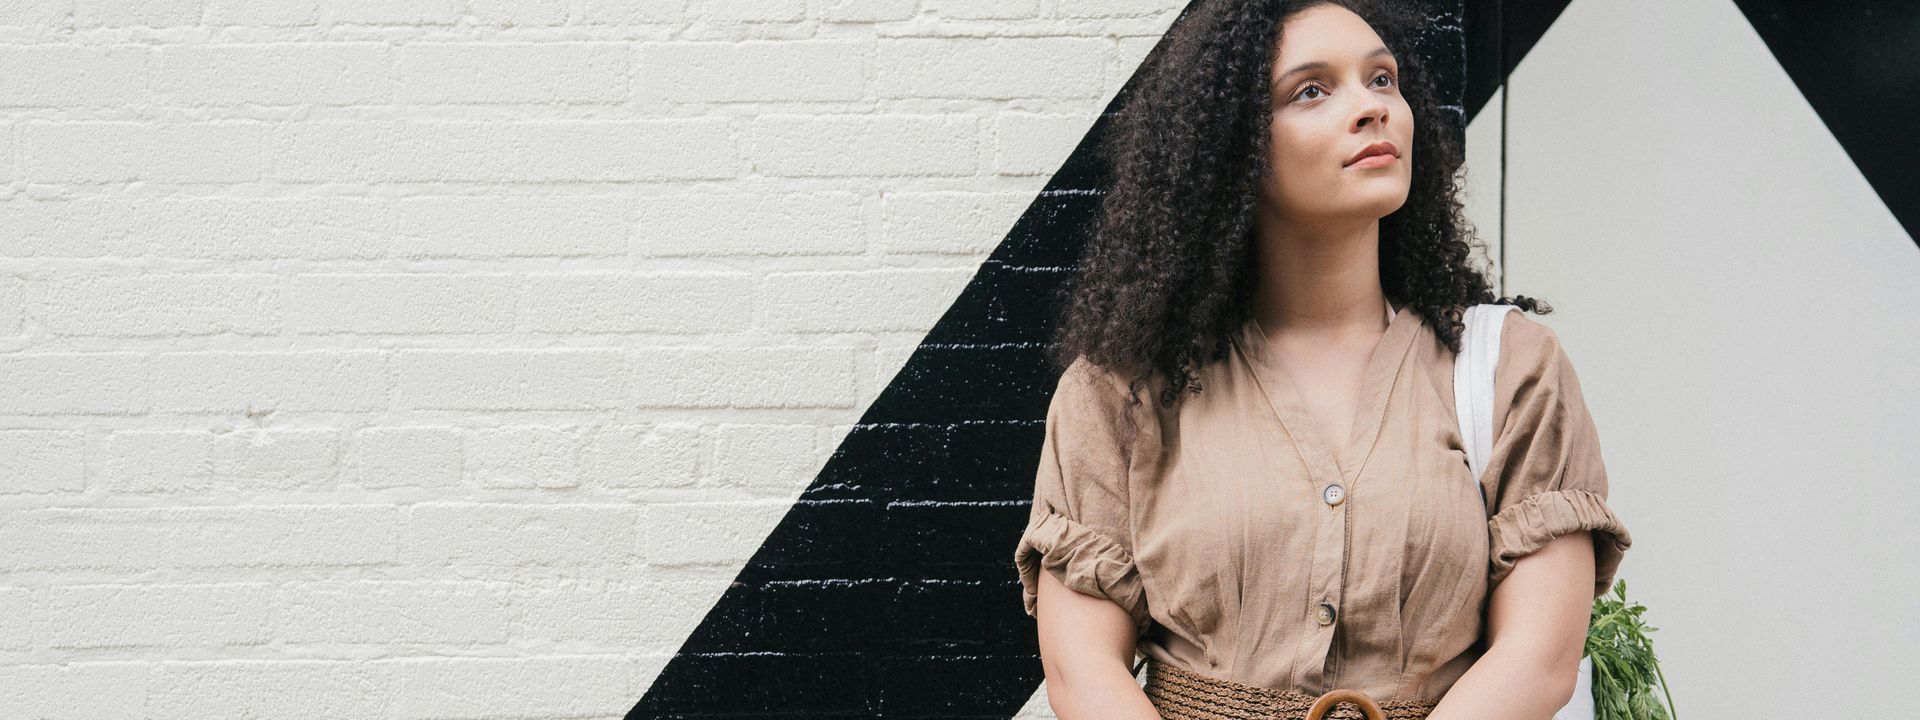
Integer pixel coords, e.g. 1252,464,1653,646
1261,4,1415,226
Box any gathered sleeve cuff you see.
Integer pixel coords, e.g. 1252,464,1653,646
1487,488,1633,598
1015,510,1151,635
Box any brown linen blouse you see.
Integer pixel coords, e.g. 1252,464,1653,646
1012,301,1633,703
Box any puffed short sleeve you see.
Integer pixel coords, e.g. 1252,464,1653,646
1483,312,1634,599
1012,356,1151,635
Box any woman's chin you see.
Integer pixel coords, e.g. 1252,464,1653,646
1337,188,1411,217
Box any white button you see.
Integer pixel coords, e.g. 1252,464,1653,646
1315,601,1336,626
1322,483,1345,506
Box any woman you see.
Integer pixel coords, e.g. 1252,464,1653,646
1011,1,1634,718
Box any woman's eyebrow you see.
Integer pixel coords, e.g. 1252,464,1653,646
1275,46,1396,83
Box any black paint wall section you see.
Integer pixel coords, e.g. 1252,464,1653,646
624,0,1914,717
1731,0,1920,246
1463,0,1573,120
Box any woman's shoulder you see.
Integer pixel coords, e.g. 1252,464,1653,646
1055,354,1168,456
1060,354,1159,407
1496,307,1574,372
1489,308,1597,436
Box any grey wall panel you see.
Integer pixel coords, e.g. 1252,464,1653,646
1503,0,1920,715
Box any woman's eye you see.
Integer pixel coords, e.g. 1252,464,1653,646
1295,85,1324,102
1374,71,1395,87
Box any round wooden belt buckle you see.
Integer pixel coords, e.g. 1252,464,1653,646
1305,688,1385,720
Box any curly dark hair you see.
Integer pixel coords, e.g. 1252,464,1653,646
1046,0,1551,416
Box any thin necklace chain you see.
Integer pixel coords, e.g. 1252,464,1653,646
1253,296,1397,348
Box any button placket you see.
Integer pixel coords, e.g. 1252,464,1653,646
1234,306,1417,694
1295,476,1348,692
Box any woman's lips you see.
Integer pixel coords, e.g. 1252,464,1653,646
1348,153,1398,169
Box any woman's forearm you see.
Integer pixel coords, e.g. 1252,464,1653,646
1424,645,1576,720
1044,657,1162,720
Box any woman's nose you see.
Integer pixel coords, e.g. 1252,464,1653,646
1352,97,1390,130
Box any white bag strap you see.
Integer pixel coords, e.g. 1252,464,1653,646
1453,303,1517,512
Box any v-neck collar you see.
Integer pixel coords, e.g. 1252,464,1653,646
1232,298,1421,488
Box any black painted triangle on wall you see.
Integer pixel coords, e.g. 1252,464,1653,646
624,0,1913,716
1731,0,1919,245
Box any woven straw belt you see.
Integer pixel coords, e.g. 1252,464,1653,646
1142,658,1442,720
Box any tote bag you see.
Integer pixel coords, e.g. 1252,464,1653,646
1452,303,1596,720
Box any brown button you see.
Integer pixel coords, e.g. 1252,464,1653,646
1315,601,1336,626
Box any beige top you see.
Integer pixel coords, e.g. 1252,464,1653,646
1013,302,1632,703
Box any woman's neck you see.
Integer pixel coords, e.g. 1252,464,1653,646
1249,218,1392,337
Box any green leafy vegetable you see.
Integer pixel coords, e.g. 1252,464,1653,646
1585,578,1676,720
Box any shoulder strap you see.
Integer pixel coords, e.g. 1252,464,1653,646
1453,303,1517,514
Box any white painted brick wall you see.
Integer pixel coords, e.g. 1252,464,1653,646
0,1,1186,716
